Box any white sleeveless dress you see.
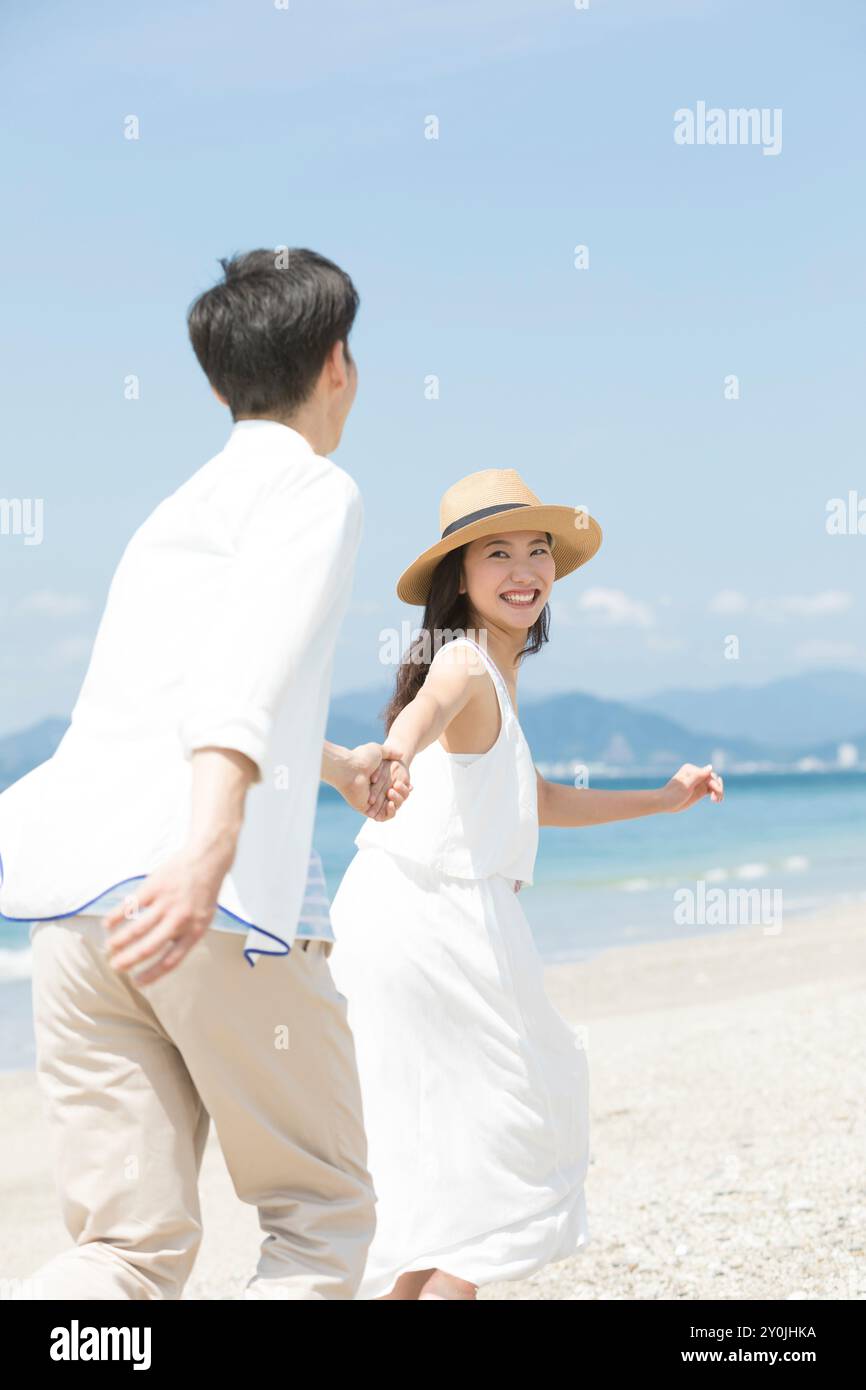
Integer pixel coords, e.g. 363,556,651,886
328,635,590,1298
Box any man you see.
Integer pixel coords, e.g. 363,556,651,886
0,247,408,1299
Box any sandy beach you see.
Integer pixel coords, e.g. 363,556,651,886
2,900,863,1301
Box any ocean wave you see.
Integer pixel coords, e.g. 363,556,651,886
0,948,32,982
734,862,769,880
782,855,810,871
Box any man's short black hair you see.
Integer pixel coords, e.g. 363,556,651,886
187,248,359,419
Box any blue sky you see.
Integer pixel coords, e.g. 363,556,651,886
0,0,864,736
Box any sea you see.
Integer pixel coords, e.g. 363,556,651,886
1,770,864,1071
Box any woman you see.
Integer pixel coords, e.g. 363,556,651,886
328,468,724,1301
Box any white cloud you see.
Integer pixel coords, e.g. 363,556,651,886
708,589,749,614
792,639,862,664
18,590,89,618
578,587,655,628
47,636,93,667
755,591,852,620
707,589,853,621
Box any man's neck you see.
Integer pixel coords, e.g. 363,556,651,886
234,409,332,457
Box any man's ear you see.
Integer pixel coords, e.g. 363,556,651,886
211,385,229,407
329,338,351,387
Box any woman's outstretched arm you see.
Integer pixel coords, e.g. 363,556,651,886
381,643,480,767
536,764,724,828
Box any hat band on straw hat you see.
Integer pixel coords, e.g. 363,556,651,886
441,501,531,540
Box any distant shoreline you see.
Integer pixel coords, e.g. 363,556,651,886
534,765,866,780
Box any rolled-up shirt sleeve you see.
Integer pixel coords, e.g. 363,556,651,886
179,466,363,783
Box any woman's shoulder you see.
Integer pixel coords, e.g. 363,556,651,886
430,636,486,674
427,637,490,698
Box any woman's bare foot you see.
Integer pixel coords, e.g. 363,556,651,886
377,1269,434,1300
418,1268,478,1300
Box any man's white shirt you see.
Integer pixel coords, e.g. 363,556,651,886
0,418,363,959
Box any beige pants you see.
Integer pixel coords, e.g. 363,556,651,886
27,914,375,1300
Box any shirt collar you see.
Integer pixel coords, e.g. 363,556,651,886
227,418,316,454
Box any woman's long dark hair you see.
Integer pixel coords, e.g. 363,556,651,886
380,539,551,737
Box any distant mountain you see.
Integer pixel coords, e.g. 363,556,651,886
326,683,392,728
325,683,392,746
2,667,864,792
634,669,866,748
518,692,767,767
803,731,866,765
325,674,865,773
325,685,861,772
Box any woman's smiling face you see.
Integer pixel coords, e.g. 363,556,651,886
459,530,556,630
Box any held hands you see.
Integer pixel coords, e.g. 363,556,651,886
335,742,412,821
106,743,414,985
367,742,412,820
660,763,724,813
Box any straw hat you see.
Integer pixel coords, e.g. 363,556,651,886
396,468,603,605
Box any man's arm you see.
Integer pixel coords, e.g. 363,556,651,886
103,746,257,983
104,734,414,984
105,467,363,983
